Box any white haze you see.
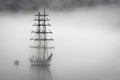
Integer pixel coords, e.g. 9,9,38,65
0,5,120,80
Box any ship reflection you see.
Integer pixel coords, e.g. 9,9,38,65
29,66,52,80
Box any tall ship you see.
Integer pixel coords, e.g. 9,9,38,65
29,11,54,66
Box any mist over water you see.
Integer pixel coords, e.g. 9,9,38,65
0,5,120,80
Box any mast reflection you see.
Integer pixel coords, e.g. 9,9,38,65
30,66,52,80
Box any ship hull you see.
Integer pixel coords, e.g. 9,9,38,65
29,54,53,66
30,59,51,66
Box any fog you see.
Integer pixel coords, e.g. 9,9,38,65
0,5,120,80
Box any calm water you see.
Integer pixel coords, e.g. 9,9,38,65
0,5,120,80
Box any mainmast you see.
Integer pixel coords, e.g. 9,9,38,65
30,10,54,60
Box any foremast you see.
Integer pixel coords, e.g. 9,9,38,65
30,10,54,60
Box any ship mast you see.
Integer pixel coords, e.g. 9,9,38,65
30,10,54,60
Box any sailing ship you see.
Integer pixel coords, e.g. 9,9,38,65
29,11,54,66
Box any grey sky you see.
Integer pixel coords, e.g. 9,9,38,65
0,0,120,12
